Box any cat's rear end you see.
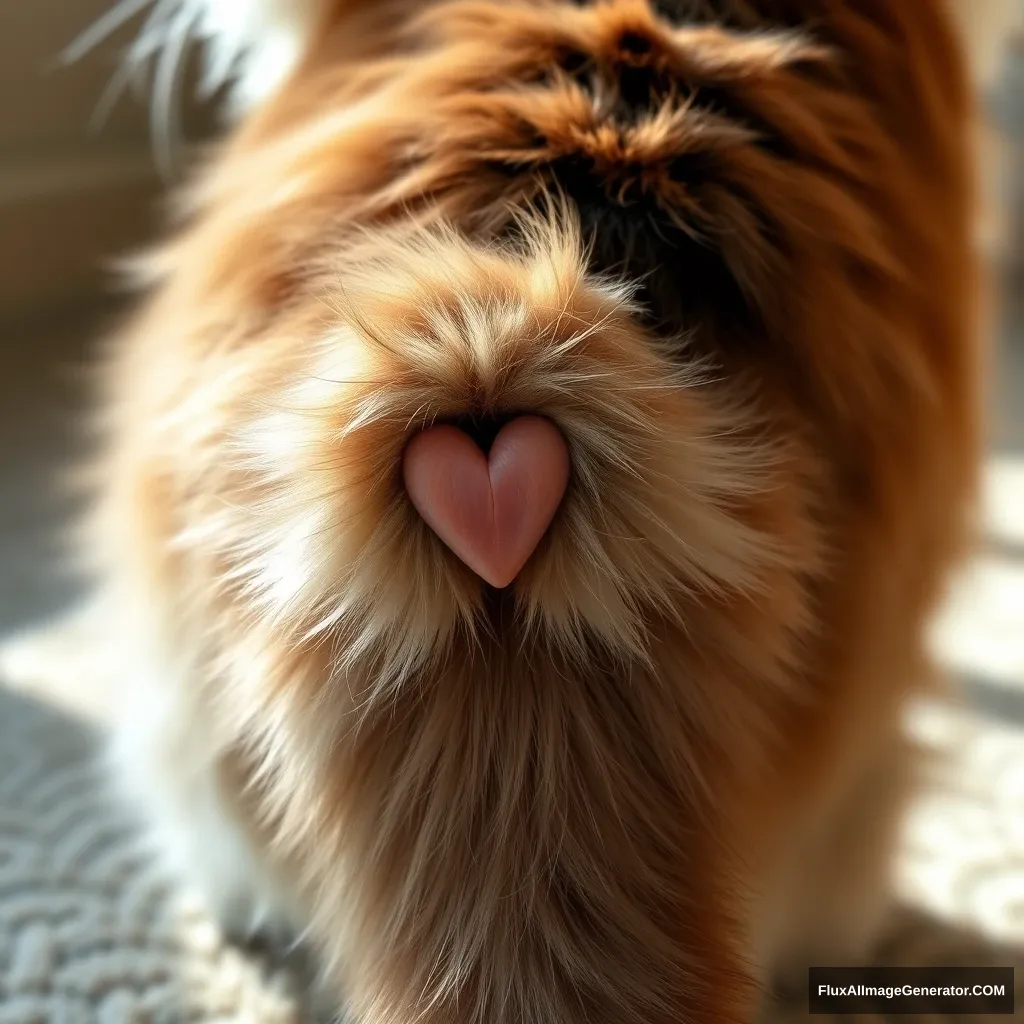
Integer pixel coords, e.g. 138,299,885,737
90,2,988,1021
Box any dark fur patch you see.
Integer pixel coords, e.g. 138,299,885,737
509,20,781,334
545,157,756,336
502,14,796,335
571,0,766,28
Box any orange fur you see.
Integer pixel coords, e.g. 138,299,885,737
91,2,984,1021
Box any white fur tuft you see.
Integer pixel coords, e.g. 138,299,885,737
184,0,317,111
66,0,317,170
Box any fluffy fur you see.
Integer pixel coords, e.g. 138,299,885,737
76,0,1021,116
89,2,986,1022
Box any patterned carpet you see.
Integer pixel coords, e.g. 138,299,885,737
0,686,316,1024
0,616,1021,1023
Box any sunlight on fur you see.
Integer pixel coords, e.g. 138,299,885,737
74,1,1012,1021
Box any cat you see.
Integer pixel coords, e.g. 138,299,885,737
84,2,999,1020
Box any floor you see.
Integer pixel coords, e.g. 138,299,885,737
0,307,97,635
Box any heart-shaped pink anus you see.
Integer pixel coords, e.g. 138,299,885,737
402,416,570,587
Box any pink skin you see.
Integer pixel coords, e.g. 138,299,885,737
402,416,570,588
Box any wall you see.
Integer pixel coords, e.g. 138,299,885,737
0,0,214,322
